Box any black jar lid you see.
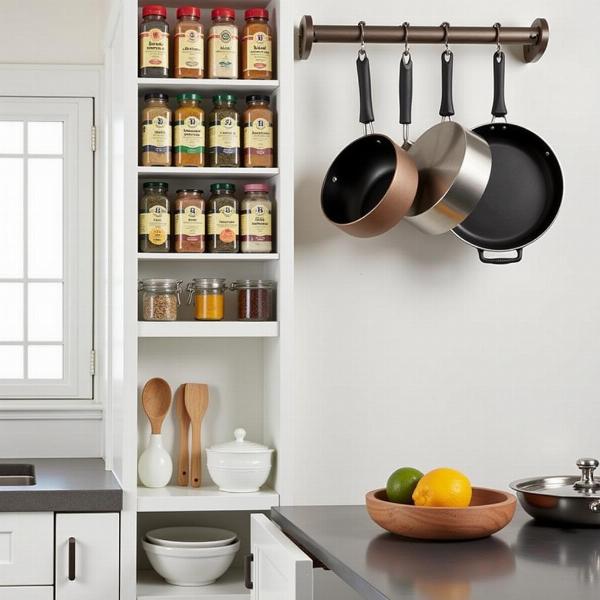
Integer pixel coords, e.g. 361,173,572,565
210,183,236,192
145,92,169,101
143,181,168,190
246,95,270,104
176,189,203,194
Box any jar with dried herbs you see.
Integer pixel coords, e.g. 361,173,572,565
207,183,239,253
242,8,272,80
241,183,272,253
139,181,171,253
140,279,182,321
208,8,238,79
175,189,205,253
139,5,169,78
187,278,226,321
243,95,273,167
230,280,274,321
174,6,204,78
208,94,240,167
141,93,172,167
174,93,205,167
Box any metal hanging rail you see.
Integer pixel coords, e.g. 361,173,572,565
298,16,549,63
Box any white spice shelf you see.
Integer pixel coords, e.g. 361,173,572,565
137,253,278,261
138,77,279,95
137,485,279,512
138,167,279,179
137,568,249,600
137,321,279,338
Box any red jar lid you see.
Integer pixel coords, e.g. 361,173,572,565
142,4,167,17
244,183,270,193
245,8,269,20
211,7,236,20
177,6,200,18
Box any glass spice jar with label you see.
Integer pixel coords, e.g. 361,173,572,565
140,279,182,321
174,93,205,167
141,93,172,166
175,189,205,253
207,183,239,253
209,95,240,167
139,182,171,253
208,7,238,79
243,95,273,168
187,278,226,321
242,8,272,80
139,5,170,78
174,6,204,78
230,280,275,321
241,183,272,253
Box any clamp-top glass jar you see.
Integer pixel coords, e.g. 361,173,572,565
139,279,182,321
187,278,227,321
230,279,275,321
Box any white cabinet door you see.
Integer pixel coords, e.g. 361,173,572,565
0,512,53,585
55,513,120,600
250,514,313,600
3,587,53,600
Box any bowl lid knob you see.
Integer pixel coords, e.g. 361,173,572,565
234,428,247,442
574,458,600,490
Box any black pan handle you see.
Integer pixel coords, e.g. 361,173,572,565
356,53,375,126
439,51,455,118
68,537,76,581
492,51,508,118
478,248,523,264
399,53,412,125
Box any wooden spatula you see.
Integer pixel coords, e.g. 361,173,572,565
142,378,171,434
184,383,209,488
175,385,191,486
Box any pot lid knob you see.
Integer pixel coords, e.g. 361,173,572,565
574,458,600,490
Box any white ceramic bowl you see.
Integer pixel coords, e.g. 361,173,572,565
207,465,272,493
145,527,237,548
142,539,240,586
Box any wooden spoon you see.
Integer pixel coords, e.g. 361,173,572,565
175,385,191,486
142,378,172,434
184,383,209,488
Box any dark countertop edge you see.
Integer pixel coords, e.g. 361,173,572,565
0,488,123,512
272,507,389,600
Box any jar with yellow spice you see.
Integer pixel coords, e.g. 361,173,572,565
187,278,227,321
174,93,205,167
141,93,172,167
242,8,272,80
243,95,273,168
174,6,204,78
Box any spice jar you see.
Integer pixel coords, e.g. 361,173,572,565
139,5,170,78
174,93,205,167
187,278,226,321
243,95,273,168
242,8,272,80
207,183,239,253
139,182,171,253
141,93,172,167
174,6,204,78
241,183,272,253
209,95,240,167
175,189,205,253
208,8,238,79
231,280,275,321
140,279,182,321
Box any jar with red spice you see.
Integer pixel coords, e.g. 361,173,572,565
242,8,272,79
230,279,275,321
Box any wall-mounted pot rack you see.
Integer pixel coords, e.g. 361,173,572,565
298,16,549,63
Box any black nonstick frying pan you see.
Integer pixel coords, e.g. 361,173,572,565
453,50,563,264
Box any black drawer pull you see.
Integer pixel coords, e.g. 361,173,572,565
244,553,254,589
68,537,76,581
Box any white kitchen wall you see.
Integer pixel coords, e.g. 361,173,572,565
292,0,598,505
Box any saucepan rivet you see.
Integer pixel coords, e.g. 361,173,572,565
545,151,550,156
331,176,337,182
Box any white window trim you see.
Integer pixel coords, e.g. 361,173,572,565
0,65,104,419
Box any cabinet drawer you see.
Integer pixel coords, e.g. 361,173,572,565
0,512,53,585
2,587,53,600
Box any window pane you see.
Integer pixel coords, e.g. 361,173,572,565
28,345,63,379
0,158,23,278
0,346,23,379
0,122,23,154
27,122,63,155
28,158,63,278
0,283,23,342
28,283,63,342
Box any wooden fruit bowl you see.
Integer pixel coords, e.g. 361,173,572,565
366,487,516,541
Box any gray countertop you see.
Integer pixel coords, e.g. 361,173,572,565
0,458,122,512
272,505,600,600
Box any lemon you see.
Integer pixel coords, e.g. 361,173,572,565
386,467,423,504
412,468,472,508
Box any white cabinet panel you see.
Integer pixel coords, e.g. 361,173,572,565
3,587,53,600
0,512,53,585
250,514,313,600
55,512,120,600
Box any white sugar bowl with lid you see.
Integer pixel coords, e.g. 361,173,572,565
206,428,274,493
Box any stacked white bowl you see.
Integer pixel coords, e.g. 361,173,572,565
142,526,240,586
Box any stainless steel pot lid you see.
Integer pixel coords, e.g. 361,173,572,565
510,458,600,498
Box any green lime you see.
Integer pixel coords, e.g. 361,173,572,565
386,467,424,504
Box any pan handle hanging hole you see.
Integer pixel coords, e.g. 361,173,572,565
545,151,550,156
331,176,338,183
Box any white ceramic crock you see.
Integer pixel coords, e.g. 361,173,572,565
206,428,274,493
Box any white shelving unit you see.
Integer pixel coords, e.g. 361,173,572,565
104,1,294,598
